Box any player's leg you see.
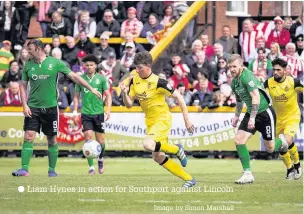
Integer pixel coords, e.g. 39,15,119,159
82,114,96,175
285,121,301,179
41,107,60,177
93,114,106,174
12,107,40,176
152,152,196,187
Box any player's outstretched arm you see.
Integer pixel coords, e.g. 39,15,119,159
104,89,112,120
120,82,135,108
68,72,102,99
171,90,195,133
19,80,32,117
248,89,260,129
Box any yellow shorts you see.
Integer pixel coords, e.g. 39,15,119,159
276,118,300,138
146,120,171,144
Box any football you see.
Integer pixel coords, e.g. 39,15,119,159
82,140,102,158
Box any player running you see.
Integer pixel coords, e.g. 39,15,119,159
73,55,112,175
12,39,102,177
119,51,196,188
264,58,302,180
229,54,288,184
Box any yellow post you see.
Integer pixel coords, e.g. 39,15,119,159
150,1,206,62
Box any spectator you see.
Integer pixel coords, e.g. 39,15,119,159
78,1,98,19
120,42,136,71
239,18,262,65
3,81,21,106
283,42,304,78
35,1,51,37
93,34,116,63
137,2,163,24
120,7,143,38
200,34,214,60
2,1,16,41
184,39,203,68
216,25,238,54
267,42,283,61
252,35,270,59
164,53,187,78
168,82,192,108
44,44,52,57
17,47,29,70
74,10,97,38
48,1,72,20
208,91,226,109
208,85,236,109
173,1,188,20
295,12,304,38
290,11,303,42
283,16,293,30
168,54,190,89
96,10,121,38
191,78,213,109
266,16,290,55
215,57,231,87
62,36,79,67
0,3,5,43
46,11,73,38
0,40,14,79
52,47,70,68
140,13,163,38
111,88,123,106
72,50,87,74
76,31,96,54
0,60,21,88
51,34,61,49
189,50,211,88
209,43,230,65
98,52,130,87
296,34,304,60
105,2,127,24
120,32,146,58
160,5,174,27
248,47,273,83
11,1,35,50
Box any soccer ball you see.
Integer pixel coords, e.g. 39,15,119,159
82,140,102,158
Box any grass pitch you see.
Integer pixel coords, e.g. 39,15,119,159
0,158,303,214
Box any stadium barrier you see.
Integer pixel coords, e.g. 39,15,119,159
0,107,302,152
39,37,149,44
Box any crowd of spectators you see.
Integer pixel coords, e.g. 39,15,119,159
0,1,303,113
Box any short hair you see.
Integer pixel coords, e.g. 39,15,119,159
9,60,19,67
82,55,98,64
52,34,60,40
228,54,243,65
222,25,230,29
286,42,296,50
272,58,288,68
51,48,62,56
134,51,153,66
191,39,203,49
243,18,254,24
103,9,113,15
257,47,266,53
177,82,185,88
27,39,44,49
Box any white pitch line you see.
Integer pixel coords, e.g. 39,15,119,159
78,199,105,202
212,201,243,204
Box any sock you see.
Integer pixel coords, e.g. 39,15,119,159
279,151,293,169
236,144,250,171
87,157,94,168
48,144,58,172
21,141,33,171
288,142,300,164
274,138,283,151
160,157,193,181
155,142,179,154
98,144,105,160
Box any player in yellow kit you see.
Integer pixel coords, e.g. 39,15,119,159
119,51,196,187
264,58,303,180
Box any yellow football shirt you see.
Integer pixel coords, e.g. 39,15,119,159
128,73,174,126
264,76,303,121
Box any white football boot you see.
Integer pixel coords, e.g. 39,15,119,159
235,171,255,184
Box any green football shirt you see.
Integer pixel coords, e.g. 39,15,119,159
75,73,108,115
22,56,71,108
230,68,271,114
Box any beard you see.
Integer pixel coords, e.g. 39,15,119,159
274,75,284,82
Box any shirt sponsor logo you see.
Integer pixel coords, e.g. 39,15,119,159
248,81,255,87
273,94,288,102
32,74,38,81
96,79,101,84
48,64,53,70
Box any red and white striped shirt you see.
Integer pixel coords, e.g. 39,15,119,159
283,54,304,78
121,18,143,37
239,30,263,63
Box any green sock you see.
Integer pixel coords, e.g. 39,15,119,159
87,158,94,167
236,144,250,171
21,141,33,171
274,138,283,151
98,144,105,159
48,144,58,171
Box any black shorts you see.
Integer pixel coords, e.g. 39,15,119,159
238,107,276,141
81,114,105,133
24,106,58,136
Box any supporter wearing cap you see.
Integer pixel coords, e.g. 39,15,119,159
93,33,115,63
266,16,290,55
120,41,136,71
120,7,143,38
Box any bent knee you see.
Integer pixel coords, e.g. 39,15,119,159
143,138,156,151
265,146,275,153
152,152,166,164
235,135,246,145
24,131,36,142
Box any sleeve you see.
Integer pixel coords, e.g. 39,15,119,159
294,78,304,93
112,21,121,37
156,78,174,96
88,21,97,38
247,60,253,71
66,19,73,36
264,79,269,93
101,76,108,91
128,78,135,97
75,83,81,92
241,71,259,92
57,59,71,75
21,64,29,81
